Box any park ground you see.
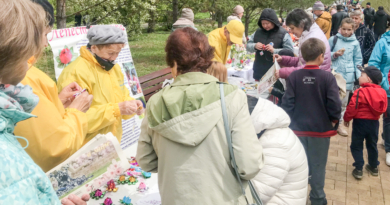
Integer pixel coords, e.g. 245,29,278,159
36,12,259,80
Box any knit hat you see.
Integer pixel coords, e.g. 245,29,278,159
233,5,244,15
279,49,295,57
87,25,126,45
181,8,194,22
313,1,325,11
31,0,54,27
366,2,371,5
337,4,344,10
225,20,245,44
358,66,382,85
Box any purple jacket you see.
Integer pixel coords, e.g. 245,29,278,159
279,23,331,79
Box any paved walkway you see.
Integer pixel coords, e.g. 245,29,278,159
307,122,390,205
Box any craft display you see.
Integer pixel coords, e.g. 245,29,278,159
227,45,255,70
120,196,133,205
138,182,149,192
90,189,106,200
102,197,113,205
107,180,119,192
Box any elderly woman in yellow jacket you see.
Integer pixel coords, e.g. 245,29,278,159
14,0,94,172
57,25,144,143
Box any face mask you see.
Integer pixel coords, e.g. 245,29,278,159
94,54,116,71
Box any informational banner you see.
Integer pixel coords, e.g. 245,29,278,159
47,25,144,157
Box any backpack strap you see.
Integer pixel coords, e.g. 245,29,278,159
331,35,338,52
355,90,360,109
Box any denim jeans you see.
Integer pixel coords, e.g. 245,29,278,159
383,97,390,153
351,119,380,170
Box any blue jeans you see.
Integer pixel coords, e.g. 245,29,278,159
351,119,380,170
383,97,390,153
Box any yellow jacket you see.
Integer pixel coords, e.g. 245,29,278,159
57,46,135,143
14,66,88,172
316,12,332,39
208,27,231,64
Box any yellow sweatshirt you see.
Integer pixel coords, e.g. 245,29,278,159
57,46,135,143
14,66,88,172
208,27,231,64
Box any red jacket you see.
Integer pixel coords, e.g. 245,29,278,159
344,83,388,122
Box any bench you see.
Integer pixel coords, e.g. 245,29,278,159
140,67,172,102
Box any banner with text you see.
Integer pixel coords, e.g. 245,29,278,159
47,25,143,157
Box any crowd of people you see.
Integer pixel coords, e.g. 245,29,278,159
1,0,390,205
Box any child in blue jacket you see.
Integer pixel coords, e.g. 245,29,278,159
329,18,363,137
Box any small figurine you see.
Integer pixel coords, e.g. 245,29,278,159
142,171,151,179
135,167,142,172
120,196,132,205
128,157,139,166
90,189,106,200
102,197,113,205
128,176,138,185
107,180,118,192
117,175,129,184
137,182,149,192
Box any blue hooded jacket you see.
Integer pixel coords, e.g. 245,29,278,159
369,31,390,97
329,33,363,90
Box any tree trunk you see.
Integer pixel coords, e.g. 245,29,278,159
217,11,223,28
172,0,178,23
147,10,156,33
244,10,251,37
57,0,67,29
279,7,284,18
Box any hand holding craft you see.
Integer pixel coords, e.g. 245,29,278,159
135,100,144,116
119,100,138,115
68,92,93,113
59,82,83,108
255,42,264,50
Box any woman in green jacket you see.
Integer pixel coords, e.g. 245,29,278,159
136,27,264,205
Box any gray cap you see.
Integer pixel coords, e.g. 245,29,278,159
87,25,126,45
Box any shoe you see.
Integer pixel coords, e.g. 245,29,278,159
365,164,379,176
337,124,348,137
352,168,363,179
386,153,390,166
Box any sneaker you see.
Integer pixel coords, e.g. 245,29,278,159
352,168,363,179
366,164,379,176
387,153,390,166
337,124,348,137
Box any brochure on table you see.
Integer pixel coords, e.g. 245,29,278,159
47,25,160,204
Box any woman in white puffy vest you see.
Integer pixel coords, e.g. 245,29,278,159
251,98,309,205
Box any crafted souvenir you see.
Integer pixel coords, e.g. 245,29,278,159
142,171,151,179
117,175,129,184
137,182,149,192
128,176,138,185
269,42,274,46
120,196,133,205
102,197,113,205
107,180,118,192
90,189,106,200
128,157,138,166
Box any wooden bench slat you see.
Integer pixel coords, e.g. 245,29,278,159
141,74,173,89
139,68,171,83
143,84,163,96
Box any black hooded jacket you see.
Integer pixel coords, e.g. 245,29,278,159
252,8,287,80
374,9,390,35
331,10,348,36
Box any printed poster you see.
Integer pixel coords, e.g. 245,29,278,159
47,25,144,157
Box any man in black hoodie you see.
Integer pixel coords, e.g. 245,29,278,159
246,8,294,81
373,6,390,41
364,2,375,30
331,5,349,36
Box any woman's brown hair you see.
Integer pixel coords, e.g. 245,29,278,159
0,0,46,78
165,27,215,74
207,62,228,83
340,18,356,29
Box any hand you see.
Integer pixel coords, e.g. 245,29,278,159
67,92,93,113
344,121,350,127
61,194,89,205
119,100,138,115
58,82,83,108
268,87,274,93
254,42,264,50
275,69,280,79
334,50,343,58
274,54,282,63
135,100,144,116
265,44,274,53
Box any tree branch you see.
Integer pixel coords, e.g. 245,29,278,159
62,0,111,18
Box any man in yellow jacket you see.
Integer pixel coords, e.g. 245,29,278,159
14,0,95,172
208,20,245,64
313,1,332,39
57,25,144,144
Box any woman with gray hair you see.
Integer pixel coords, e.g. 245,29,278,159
172,8,197,32
227,5,246,44
350,10,376,66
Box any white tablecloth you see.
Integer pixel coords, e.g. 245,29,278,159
227,62,254,82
